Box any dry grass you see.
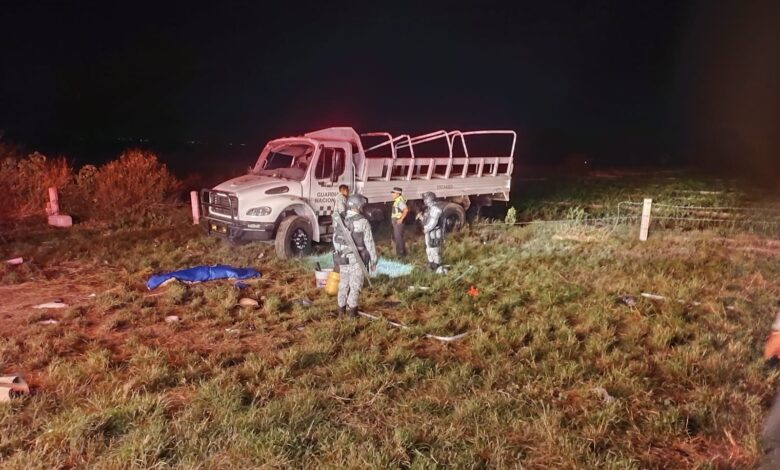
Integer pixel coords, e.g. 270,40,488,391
0,174,779,468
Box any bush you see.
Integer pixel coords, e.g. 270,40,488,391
91,149,181,222
1,146,181,225
0,150,73,220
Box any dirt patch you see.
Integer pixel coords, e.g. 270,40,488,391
0,262,289,382
0,262,112,318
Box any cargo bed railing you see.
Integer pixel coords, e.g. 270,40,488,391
359,130,516,182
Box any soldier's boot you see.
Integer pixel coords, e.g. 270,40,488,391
337,306,346,316
347,307,358,318
428,262,440,271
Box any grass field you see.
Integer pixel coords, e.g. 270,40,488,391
1,172,780,468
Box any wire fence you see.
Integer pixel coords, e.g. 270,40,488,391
476,200,780,238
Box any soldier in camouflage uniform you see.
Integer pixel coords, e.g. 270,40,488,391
417,191,446,273
333,194,377,317
332,184,350,273
334,184,349,218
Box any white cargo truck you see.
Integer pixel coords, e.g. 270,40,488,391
200,127,516,258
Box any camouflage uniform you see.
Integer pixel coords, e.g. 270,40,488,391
332,194,348,273
334,193,347,218
422,202,444,269
333,209,377,313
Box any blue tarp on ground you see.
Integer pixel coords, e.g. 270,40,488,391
147,265,261,290
305,253,414,278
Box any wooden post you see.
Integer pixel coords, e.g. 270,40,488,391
47,187,59,215
190,191,200,225
47,186,72,227
639,198,652,241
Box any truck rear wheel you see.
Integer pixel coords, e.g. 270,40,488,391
440,202,466,234
275,215,312,259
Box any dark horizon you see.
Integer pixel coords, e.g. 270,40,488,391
1,1,779,179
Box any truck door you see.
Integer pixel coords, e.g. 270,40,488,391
310,143,353,216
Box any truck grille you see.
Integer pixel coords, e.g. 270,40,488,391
203,190,238,218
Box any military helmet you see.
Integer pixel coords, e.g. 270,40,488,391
346,194,367,210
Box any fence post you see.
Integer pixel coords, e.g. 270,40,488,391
47,187,72,228
190,191,200,225
47,187,59,215
639,198,652,241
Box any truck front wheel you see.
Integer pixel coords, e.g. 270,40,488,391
275,215,313,259
440,202,466,234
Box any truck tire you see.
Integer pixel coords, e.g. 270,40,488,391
440,202,466,234
275,215,312,259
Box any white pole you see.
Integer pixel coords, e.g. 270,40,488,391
639,198,652,241
48,187,59,215
190,191,200,225
47,186,72,227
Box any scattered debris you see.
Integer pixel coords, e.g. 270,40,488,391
451,265,475,282
5,257,23,266
33,302,68,309
37,319,59,325
85,293,96,299
234,281,249,289
0,376,30,403
591,387,616,403
427,332,470,342
296,298,313,307
382,300,401,308
641,292,665,301
408,286,430,292
640,292,703,306
617,295,637,307
164,315,180,323
239,298,259,308
225,328,240,334
146,265,262,290
357,311,470,343
467,286,480,297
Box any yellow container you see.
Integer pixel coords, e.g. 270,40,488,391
324,271,340,296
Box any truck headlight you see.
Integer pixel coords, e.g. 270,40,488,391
246,206,272,216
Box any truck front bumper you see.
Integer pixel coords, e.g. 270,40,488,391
201,217,276,242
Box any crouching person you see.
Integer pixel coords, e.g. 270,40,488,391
417,191,447,274
333,195,377,317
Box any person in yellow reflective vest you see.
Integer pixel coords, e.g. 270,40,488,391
390,187,408,257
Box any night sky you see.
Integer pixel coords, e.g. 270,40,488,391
1,1,778,176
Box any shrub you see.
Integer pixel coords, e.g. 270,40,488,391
92,149,181,223
0,150,73,220
1,146,181,225
504,206,517,225
61,164,98,220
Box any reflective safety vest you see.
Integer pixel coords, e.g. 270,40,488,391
391,195,407,219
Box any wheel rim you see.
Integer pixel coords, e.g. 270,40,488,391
289,228,310,254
